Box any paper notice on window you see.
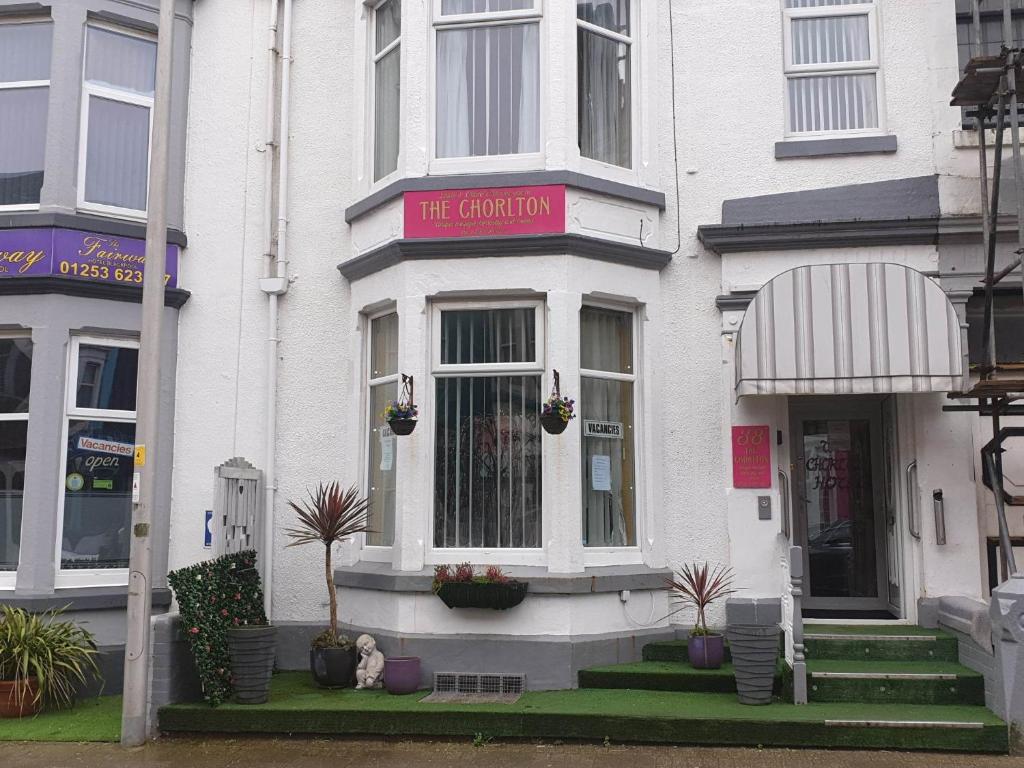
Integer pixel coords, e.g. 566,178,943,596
591,455,612,491
379,432,394,472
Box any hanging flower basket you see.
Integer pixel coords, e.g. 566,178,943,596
432,564,528,610
540,369,575,436
384,374,418,436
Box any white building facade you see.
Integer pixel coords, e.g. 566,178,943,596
163,0,1021,686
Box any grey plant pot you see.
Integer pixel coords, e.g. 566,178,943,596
726,624,780,705
226,625,277,704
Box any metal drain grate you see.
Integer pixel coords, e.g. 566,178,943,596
424,672,525,703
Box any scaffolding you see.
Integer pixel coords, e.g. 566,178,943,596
949,0,1024,578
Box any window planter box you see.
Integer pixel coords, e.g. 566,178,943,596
435,581,528,610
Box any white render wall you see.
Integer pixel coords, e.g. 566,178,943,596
173,0,993,637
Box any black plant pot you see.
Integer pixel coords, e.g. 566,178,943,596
435,581,528,610
388,417,417,436
226,625,277,704
310,646,358,688
540,414,568,435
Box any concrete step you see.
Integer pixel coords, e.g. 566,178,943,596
803,624,959,662
806,660,985,706
578,661,756,694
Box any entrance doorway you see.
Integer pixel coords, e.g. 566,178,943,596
790,396,900,617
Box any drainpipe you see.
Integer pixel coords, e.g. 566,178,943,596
258,0,291,620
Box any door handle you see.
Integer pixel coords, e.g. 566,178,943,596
906,460,920,540
778,469,792,539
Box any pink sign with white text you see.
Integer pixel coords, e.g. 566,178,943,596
404,185,566,239
732,425,772,489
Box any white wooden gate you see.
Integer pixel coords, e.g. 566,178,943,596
212,458,264,555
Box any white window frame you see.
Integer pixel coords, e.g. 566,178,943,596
76,23,156,221
428,299,546,564
781,1,885,139
579,299,643,565
54,335,138,588
370,0,402,186
0,333,32,589
361,307,399,560
0,19,52,214
429,0,546,174
574,1,639,178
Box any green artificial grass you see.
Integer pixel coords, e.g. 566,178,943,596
158,672,1008,753
0,696,121,742
806,659,984,706
804,624,949,637
578,660,781,695
804,632,959,663
807,659,980,676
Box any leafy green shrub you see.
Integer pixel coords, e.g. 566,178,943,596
167,550,267,706
0,604,102,711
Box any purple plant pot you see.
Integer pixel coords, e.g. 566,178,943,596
688,633,725,669
384,656,421,695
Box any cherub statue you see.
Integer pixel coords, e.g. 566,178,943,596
355,633,385,689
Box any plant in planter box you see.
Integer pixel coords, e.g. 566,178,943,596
432,564,528,610
540,370,575,435
285,482,370,688
0,605,101,718
384,374,418,436
168,550,274,706
665,562,735,670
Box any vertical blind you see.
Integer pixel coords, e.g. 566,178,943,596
83,27,156,211
0,23,52,206
374,0,400,181
434,309,542,548
577,0,632,168
436,23,539,158
785,1,878,135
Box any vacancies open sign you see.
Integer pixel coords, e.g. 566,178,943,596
583,420,623,439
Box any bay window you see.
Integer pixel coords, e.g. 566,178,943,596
782,0,881,136
577,0,632,168
367,312,399,546
59,338,138,576
79,25,157,216
580,306,636,547
0,337,32,575
433,305,543,549
0,22,52,209
434,0,541,159
373,0,401,181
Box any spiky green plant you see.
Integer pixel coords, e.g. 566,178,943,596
0,604,102,711
664,562,736,636
284,482,370,643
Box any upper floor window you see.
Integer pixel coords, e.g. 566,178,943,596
373,0,401,181
782,0,881,136
0,22,52,209
0,337,32,575
78,25,157,217
955,0,1024,128
577,1,632,168
434,0,540,160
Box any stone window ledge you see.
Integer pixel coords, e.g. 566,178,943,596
775,135,898,160
335,561,671,595
0,586,172,612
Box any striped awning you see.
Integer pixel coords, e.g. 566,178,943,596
735,263,963,396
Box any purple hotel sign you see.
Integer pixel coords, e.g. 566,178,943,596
0,228,179,289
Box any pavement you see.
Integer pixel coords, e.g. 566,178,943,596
1,738,1023,768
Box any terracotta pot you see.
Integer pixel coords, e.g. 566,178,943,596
0,678,40,718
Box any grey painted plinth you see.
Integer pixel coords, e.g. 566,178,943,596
990,575,1024,747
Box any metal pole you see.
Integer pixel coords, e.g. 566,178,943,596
121,0,175,746
982,87,1007,372
1002,0,1024,309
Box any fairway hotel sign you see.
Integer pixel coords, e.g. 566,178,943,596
404,184,566,239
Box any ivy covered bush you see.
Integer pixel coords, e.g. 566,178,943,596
167,550,267,706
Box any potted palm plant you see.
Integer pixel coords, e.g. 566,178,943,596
0,605,101,718
285,482,370,688
665,562,735,670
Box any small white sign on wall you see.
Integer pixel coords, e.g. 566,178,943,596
379,432,395,472
584,420,623,439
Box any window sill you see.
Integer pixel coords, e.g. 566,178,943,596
775,134,897,159
335,561,671,595
0,586,172,612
